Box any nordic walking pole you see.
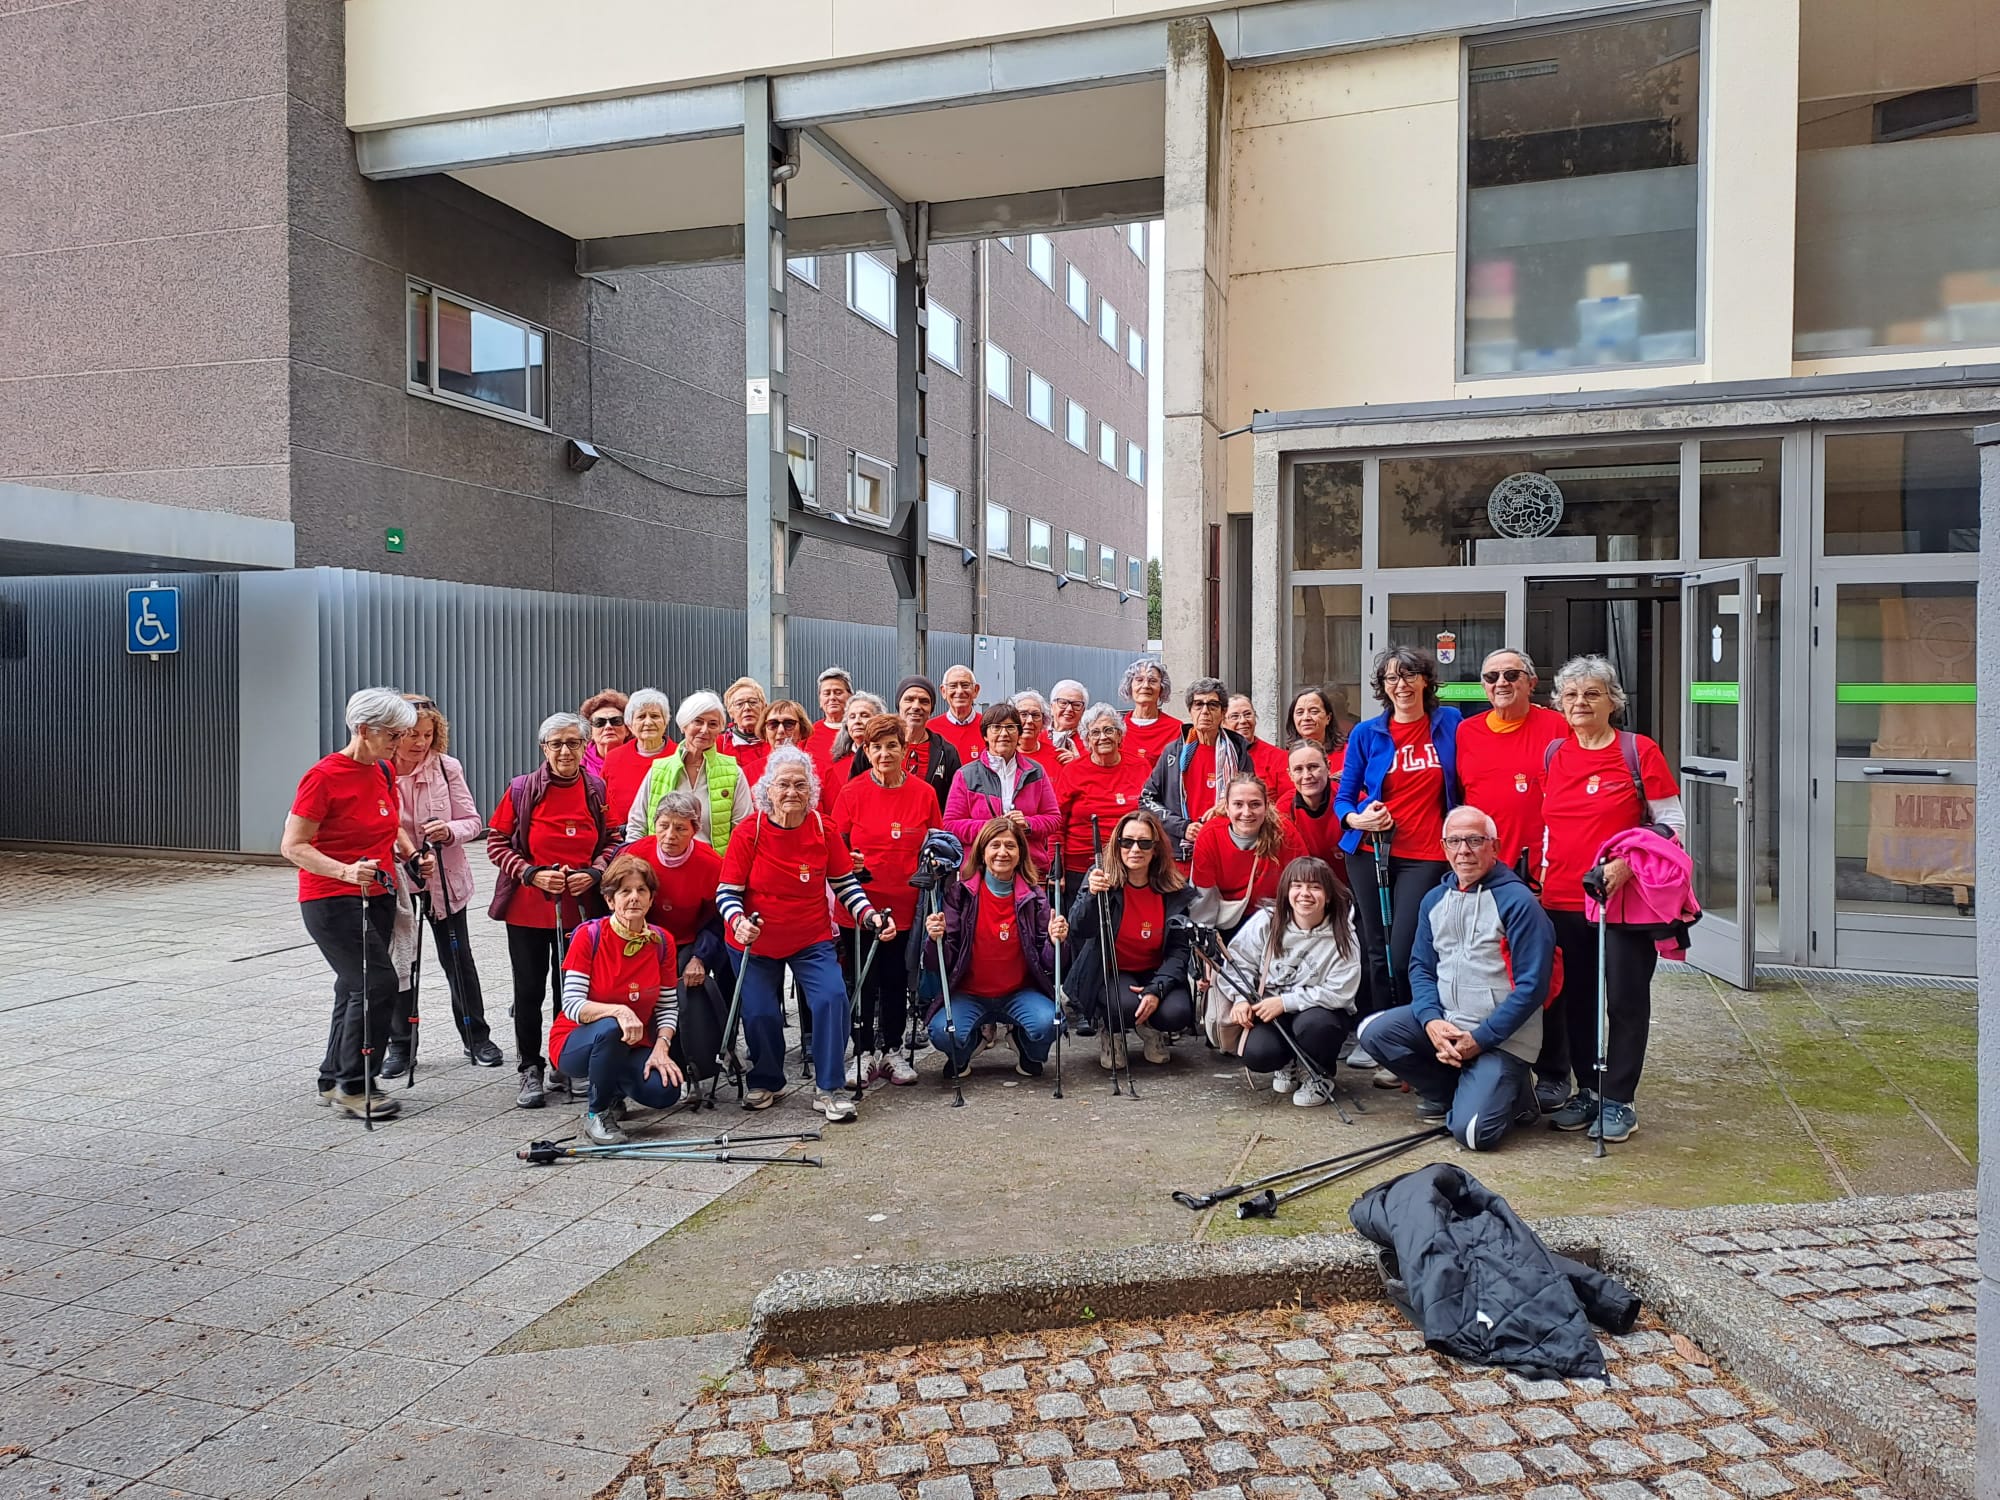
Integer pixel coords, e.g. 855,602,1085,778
402,848,430,1090
1172,1126,1445,1209
1235,1125,1448,1219
1049,843,1066,1101
849,928,882,1105
1090,816,1133,1098
930,885,965,1108
1199,938,1351,1124
1372,828,1395,985
1595,885,1609,1160
712,915,759,1109
547,871,571,1096
357,862,382,1131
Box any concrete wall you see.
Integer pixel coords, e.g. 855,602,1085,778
1976,421,1999,1495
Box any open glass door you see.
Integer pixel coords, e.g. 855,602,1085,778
1680,562,1757,987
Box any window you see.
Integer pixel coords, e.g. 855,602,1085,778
928,479,960,542
999,236,1015,252
1065,399,1088,449
1027,372,1053,428
1462,13,1702,375
1127,555,1144,593
1098,299,1118,346
1099,544,1116,584
1066,264,1089,320
1795,3,2000,354
1822,427,1978,556
1028,234,1054,285
1125,441,1145,485
1293,461,1361,569
987,503,1012,557
406,280,547,426
849,452,893,523
847,253,895,331
1127,328,1145,373
1027,518,1053,569
928,302,961,371
786,256,818,285
1066,532,1088,578
985,343,1013,404
786,428,817,508
1127,222,1147,260
1098,421,1117,467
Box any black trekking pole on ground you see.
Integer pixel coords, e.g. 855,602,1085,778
711,916,759,1110
1049,845,1066,1101
1090,816,1134,1099
518,1136,824,1167
1234,1124,1448,1219
1171,1125,1444,1210
929,885,965,1108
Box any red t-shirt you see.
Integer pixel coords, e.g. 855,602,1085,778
1114,884,1167,973
719,812,848,957
1056,755,1150,869
1540,734,1679,910
832,773,942,928
1380,716,1447,860
1244,738,1290,800
601,739,675,827
718,734,771,788
963,883,1028,998
290,753,400,903
548,920,678,1071
1455,706,1570,872
1191,818,1307,907
1287,792,1346,867
1122,714,1184,773
929,713,987,767
491,777,600,927
626,835,723,952
1182,742,1221,821
1021,740,1062,780
905,736,934,784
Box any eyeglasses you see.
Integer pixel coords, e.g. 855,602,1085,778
1442,834,1493,850
1054,698,1086,710
1018,710,1045,721
1481,669,1527,685
545,739,585,752
1561,689,1610,705
766,717,801,730
590,715,623,728
1381,672,1422,686
1189,699,1223,712
1116,836,1156,851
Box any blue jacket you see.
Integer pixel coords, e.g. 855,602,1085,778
1407,863,1553,1065
1333,706,1463,855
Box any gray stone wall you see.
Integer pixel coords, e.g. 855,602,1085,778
1974,421,1999,1497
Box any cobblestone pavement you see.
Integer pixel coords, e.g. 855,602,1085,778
1680,1216,1979,1413
630,1307,1901,1500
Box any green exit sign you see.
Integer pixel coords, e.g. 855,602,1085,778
385,527,405,554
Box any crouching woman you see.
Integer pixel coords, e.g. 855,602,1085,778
922,818,1069,1078
1064,809,1195,1068
551,854,684,1145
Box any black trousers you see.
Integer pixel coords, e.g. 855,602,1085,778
1345,853,1447,1016
1240,1008,1352,1076
389,904,492,1051
1102,972,1196,1034
506,924,562,1068
837,926,913,1053
303,893,399,1091
1547,907,1659,1105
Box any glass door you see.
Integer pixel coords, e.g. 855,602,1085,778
1680,563,1757,988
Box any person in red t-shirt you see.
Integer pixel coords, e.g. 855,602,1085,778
717,677,771,786
1286,685,1349,775
718,747,896,1123
1054,706,1150,907
625,790,725,980
921,819,1069,1081
1119,657,1183,772
814,667,853,747
551,854,685,1144
1189,775,1307,943
283,687,434,1121
1012,691,1063,779
761,698,817,801
600,688,678,828
1539,656,1684,1143
485,712,621,1110
1064,808,1195,1070
851,676,962,813
822,691,883,806
929,664,988,765
833,715,943,1088
1283,740,1349,874
1224,695,1293,805
580,689,630,782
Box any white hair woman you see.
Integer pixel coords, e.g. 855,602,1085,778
602,687,675,827
625,690,753,852
281,687,431,1122
1118,657,1182,772
824,691,884,803
1054,703,1149,907
486,711,620,1109
1012,690,1059,778
716,746,897,1123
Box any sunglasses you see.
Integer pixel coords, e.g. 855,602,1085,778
590,715,623,728
1481,669,1527,685
1189,699,1223,711
1116,836,1156,851
766,717,801,730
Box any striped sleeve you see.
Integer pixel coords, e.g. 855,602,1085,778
559,967,591,1022
828,869,874,924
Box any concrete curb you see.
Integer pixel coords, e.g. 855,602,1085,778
747,1190,1975,1500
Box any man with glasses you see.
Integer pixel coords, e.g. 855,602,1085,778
930,665,987,764
1454,647,1570,1111
1140,676,1251,865
1351,806,1553,1153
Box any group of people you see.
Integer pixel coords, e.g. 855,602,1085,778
283,644,1682,1153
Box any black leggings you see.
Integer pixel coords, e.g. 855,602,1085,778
1547,907,1659,1104
1240,1008,1352,1076
837,926,913,1053
1103,973,1196,1033
1345,853,1448,1016
303,893,399,1091
506,924,561,1068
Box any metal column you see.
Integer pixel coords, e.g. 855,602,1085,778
891,209,931,680
743,76,790,694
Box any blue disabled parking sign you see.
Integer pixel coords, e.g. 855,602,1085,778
126,586,179,656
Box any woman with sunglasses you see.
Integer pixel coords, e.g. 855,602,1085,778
1064,809,1193,1068
579,689,631,780
1189,773,1306,944
760,698,818,802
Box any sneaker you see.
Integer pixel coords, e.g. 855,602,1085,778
1534,1077,1572,1114
1345,1045,1377,1069
1551,1089,1599,1132
330,1088,401,1121
1271,1066,1298,1096
845,1050,877,1088
544,1067,573,1100
515,1064,545,1110
742,1088,778,1111
466,1038,505,1068
1372,1067,1402,1090
1134,1023,1169,1065
378,1043,411,1081
584,1109,628,1145
1590,1099,1637,1143
315,1080,335,1107
1291,1077,1333,1108
815,1091,857,1124
881,1052,918,1086
1416,1094,1448,1121
1015,1054,1045,1079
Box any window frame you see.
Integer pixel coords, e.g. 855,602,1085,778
405,278,550,430
1127,554,1144,593
927,301,962,372
986,343,1014,405
846,252,896,333
1098,298,1118,347
1026,517,1054,570
1127,222,1147,261
786,255,818,285
1066,263,1090,320
1125,440,1145,485
786,427,817,509
927,478,961,543
1027,371,1054,429
1098,421,1118,468
1028,234,1055,286
848,449,895,527
1065,399,1088,450
1127,328,1145,373
986,502,1013,558
1098,543,1117,585
1066,531,1089,579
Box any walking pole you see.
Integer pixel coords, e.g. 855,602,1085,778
405,879,427,1089
1090,816,1134,1098
357,864,380,1131
1172,1126,1444,1210
848,929,882,1106
547,872,571,1097
712,916,758,1109
930,886,965,1108
1049,844,1066,1101
1594,888,1610,1160
1234,1125,1448,1219
1372,829,1395,985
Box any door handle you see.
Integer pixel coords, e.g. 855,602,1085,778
1860,766,1953,778
1679,766,1728,779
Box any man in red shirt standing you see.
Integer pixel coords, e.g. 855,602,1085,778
929,665,986,764
1453,647,1570,1112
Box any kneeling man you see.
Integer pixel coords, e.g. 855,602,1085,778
1354,806,1553,1151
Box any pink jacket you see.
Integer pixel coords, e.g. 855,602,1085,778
1585,826,1701,959
396,752,484,915
942,751,1062,873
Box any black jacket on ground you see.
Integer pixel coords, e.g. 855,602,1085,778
1349,1164,1640,1381
1063,883,1194,1023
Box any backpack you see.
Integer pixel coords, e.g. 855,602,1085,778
1542,731,1661,831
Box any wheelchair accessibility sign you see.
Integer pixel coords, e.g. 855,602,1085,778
126,586,179,656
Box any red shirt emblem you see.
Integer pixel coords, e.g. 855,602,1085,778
1586,774,1601,795
798,862,812,882
1514,772,1529,793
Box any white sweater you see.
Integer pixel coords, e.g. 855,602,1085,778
1222,907,1362,1014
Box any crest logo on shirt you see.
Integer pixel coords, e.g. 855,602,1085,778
1115,793,1127,806
890,822,903,840
1140,923,1154,941
998,922,1013,942
564,823,577,837
798,862,813,883
378,800,391,818
1586,774,1602,796
629,981,641,999
1514,772,1529,793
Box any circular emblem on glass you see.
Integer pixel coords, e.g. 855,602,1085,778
1487,472,1565,539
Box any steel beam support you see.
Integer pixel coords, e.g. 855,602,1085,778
799,126,912,259
890,206,931,680
743,77,790,696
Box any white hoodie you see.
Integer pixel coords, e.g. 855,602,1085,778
1205,906,1361,1052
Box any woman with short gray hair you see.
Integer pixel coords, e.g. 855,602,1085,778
1119,657,1182,772
486,711,621,1109
1055,704,1148,907
281,687,431,1122
602,687,675,827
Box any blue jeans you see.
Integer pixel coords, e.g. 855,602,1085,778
1356,1005,1533,1152
557,1016,682,1114
926,989,1060,1071
739,941,849,1092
